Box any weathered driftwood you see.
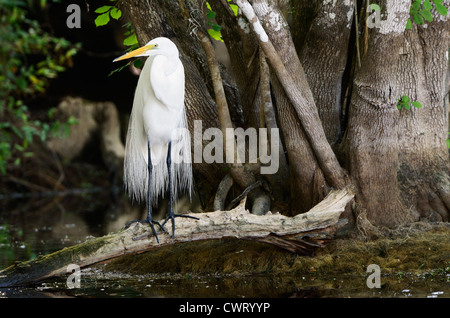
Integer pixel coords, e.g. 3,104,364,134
0,188,354,287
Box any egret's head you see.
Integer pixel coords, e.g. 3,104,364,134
113,37,179,62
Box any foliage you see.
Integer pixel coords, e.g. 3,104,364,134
206,2,223,42
93,0,238,45
0,0,80,175
94,2,122,27
206,1,238,42
397,95,423,110
93,0,142,71
406,0,448,29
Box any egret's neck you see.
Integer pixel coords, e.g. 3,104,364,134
164,54,181,76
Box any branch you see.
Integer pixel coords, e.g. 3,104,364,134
259,51,289,198
0,188,354,287
235,0,347,189
177,0,271,213
213,173,234,210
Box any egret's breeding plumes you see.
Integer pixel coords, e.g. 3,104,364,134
114,37,197,243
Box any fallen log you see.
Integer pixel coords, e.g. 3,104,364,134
0,188,354,287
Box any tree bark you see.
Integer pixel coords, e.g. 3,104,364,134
297,1,354,145
396,5,450,222
344,0,410,227
344,0,450,227
254,1,325,213
236,0,347,190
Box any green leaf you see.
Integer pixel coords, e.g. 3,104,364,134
412,101,422,108
412,0,421,11
110,7,122,20
123,33,138,46
423,0,433,10
413,12,424,25
212,23,222,32
67,116,78,125
133,59,143,69
406,18,412,29
94,5,112,14
207,29,223,42
446,138,450,149
95,12,110,27
206,10,216,19
401,95,410,103
14,144,24,152
419,9,433,22
434,2,448,16
229,4,239,16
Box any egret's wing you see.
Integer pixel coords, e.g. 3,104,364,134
150,55,192,202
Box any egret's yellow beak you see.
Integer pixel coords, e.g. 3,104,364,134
113,44,158,62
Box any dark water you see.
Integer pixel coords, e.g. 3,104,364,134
1,191,449,298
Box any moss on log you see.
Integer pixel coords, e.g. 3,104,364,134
0,188,354,287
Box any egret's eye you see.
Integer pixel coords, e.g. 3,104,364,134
154,44,158,48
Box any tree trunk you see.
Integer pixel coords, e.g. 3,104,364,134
296,0,354,145
118,0,449,228
344,0,450,227
396,7,450,222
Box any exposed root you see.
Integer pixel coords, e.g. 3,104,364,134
353,203,383,240
213,173,234,211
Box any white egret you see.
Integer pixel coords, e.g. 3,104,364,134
114,37,197,243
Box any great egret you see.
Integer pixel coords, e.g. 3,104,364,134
114,37,197,243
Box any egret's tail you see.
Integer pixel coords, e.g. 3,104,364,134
123,110,192,206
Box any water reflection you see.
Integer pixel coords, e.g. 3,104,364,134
1,191,449,298
0,188,197,269
1,269,449,298
0,188,142,269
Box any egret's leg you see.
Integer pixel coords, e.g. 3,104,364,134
162,141,199,241
124,139,165,244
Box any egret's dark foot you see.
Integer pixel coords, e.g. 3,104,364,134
162,213,200,241
124,218,166,244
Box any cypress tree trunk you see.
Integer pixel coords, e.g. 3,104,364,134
120,0,449,228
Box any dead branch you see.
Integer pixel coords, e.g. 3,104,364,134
0,188,354,287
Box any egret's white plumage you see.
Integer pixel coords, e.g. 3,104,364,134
116,37,192,208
